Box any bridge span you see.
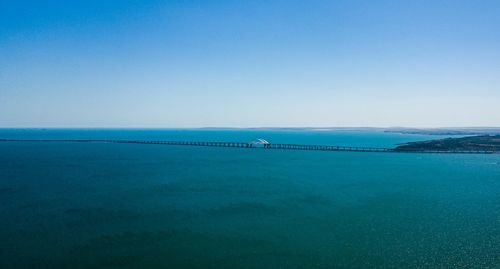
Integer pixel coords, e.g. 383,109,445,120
0,139,495,154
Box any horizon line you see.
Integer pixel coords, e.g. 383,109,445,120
1,126,500,130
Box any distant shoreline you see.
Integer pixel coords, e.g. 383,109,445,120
2,126,500,134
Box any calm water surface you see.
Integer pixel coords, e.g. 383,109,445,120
1,129,499,268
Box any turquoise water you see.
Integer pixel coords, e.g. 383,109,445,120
1,129,499,268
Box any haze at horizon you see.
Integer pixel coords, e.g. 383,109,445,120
1,0,499,128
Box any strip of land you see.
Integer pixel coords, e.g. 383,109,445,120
394,135,500,152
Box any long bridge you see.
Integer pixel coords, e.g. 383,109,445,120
0,139,495,154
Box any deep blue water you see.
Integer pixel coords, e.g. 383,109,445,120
1,129,499,268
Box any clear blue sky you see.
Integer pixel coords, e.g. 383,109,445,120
1,0,499,127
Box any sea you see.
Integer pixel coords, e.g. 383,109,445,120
0,129,499,269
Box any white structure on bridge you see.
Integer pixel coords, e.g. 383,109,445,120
250,138,270,145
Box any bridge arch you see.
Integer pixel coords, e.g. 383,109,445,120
249,138,270,148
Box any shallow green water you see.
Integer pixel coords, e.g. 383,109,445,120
1,130,499,268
